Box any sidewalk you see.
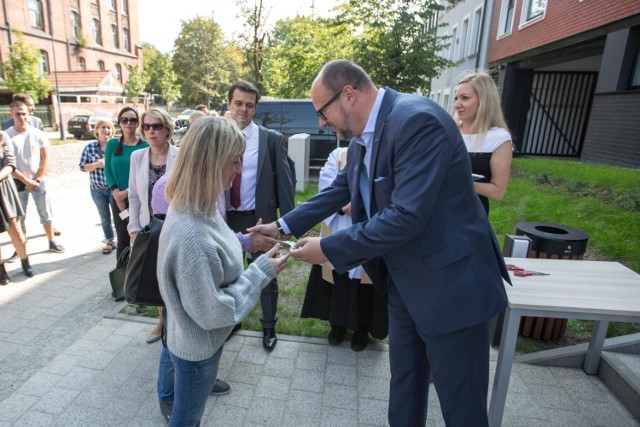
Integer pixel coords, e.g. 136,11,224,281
0,142,637,426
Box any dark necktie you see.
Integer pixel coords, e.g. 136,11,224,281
230,157,243,209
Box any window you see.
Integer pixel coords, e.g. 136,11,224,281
123,28,130,51
470,7,483,56
78,56,86,71
121,0,128,15
111,24,119,48
71,11,81,39
460,18,469,60
498,0,516,36
522,0,547,23
110,0,116,8
98,60,105,71
92,19,101,44
28,0,45,30
39,50,49,75
449,26,458,61
443,92,450,114
631,44,640,89
115,63,122,82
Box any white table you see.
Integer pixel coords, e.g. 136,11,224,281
488,258,640,427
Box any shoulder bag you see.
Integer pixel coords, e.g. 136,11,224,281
125,214,165,306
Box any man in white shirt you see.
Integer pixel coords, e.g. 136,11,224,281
6,101,64,254
224,80,295,351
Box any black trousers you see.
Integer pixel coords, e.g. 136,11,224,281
110,197,130,267
226,210,278,329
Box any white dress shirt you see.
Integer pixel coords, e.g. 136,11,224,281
233,121,259,211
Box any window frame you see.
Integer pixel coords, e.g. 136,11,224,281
111,24,119,48
28,0,45,30
121,0,128,15
497,0,516,38
98,60,106,71
92,18,102,45
115,63,122,82
39,49,49,76
78,56,86,71
123,28,130,52
71,11,81,40
459,16,470,60
520,0,547,27
469,6,483,57
449,25,458,61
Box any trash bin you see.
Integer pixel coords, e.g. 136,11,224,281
515,221,589,340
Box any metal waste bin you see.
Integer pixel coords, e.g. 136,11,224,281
515,222,589,340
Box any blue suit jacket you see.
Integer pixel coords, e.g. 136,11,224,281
283,88,509,336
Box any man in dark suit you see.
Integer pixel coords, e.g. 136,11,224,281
251,60,510,426
225,80,295,351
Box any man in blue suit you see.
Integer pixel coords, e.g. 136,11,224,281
251,60,510,426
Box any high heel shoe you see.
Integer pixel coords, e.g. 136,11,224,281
21,258,35,278
0,262,10,285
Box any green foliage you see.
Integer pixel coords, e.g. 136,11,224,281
234,0,268,94
172,16,244,107
124,64,149,102
263,16,354,98
336,0,453,94
143,45,181,103
1,33,52,101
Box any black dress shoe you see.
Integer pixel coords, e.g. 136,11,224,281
21,258,35,278
327,325,346,345
263,327,277,351
351,330,369,352
159,400,172,423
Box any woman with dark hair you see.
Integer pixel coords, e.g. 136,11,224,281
104,107,148,267
0,130,34,285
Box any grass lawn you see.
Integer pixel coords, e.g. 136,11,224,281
133,157,640,354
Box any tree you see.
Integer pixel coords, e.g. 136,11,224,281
263,16,354,98
337,0,455,94
143,44,180,104
124,64,149,104
234,0,270,95
172,16,240,107
1,33,52,101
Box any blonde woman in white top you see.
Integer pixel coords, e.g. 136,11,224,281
454,72,513,214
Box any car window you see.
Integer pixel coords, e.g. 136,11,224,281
281,102,327,134
254,103,281,129
70,116,89,124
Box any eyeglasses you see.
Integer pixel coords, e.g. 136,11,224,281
119,117,138,125
141,123,165,131
315,86,357,121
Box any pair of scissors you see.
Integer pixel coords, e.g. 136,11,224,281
506,264,550,277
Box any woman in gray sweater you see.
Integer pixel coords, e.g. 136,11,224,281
157,117,289,426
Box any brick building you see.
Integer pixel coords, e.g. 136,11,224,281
488,0,640,168
0,0,141,130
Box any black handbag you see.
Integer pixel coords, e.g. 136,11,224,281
109,246,130,302
125,214,165,306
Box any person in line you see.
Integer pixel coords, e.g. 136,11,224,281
1,93,44,131
454,71,513,214
128,107,177,344
0,130,34,284
104,107,148,266
157,116,288,425
224,80,295,351
250,59,510,426
301,142,388,352
194,104,209,115
6,101,65,255
79,119,118,255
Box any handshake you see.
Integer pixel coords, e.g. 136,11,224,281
248,220,327,265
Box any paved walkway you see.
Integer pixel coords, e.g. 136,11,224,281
0,141,637,426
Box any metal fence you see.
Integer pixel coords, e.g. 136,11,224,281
521,71,598,157
0,105,54,128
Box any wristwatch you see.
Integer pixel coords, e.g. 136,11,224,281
276,219,284,235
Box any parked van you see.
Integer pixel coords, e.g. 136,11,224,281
225,99,339,168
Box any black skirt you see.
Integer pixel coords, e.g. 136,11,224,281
301,264,389,339
0,177,23,233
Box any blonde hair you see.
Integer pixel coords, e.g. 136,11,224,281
454,71,509,135
165,117,245,217
141,107,175,143
94,119,116,140
189,110,206,124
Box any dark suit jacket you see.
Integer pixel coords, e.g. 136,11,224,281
227,124,295,223
282,88,509,336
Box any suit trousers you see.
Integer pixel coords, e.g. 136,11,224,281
226,211,279,329
387,279,490,427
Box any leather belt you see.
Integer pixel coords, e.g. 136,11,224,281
227,210,256,216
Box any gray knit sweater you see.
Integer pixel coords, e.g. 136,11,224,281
157,207,276,362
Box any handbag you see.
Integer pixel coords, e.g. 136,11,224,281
109,246,130,302
125,214,165,306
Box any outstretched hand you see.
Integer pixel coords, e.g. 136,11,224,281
264,243,289,273
289,237,328,264
249,218,279,252
247,221,280,240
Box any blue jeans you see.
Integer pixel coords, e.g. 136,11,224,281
18,179,53,229
168,347,223,427
90,187,115,241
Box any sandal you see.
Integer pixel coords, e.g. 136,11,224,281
102,241,115,255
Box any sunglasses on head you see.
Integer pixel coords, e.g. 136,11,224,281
141,123,165,131
119,117,138,124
